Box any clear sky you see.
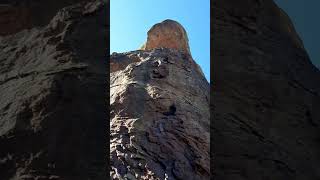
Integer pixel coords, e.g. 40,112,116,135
110,0,210,81
274,0,320,70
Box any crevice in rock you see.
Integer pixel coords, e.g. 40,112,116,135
305,110,317,127
163,104,176,116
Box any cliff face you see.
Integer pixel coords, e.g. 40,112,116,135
0,0,87,36
2,0,319,179
213,0,320,179
0,0,107,179
110,20,210,180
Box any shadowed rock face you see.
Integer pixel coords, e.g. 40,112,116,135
0,4,31,36
110,21,209,179
0,0,108,179
0,0,86,36
213,0,320,179
142,19,191,56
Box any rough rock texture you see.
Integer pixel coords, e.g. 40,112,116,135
141,20,191,56
0,0,108,179
0,0,88,36
0,4,31,36
110,33,209,179
213,0,320,179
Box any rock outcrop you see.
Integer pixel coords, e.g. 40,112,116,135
213,0,320,179
3,0,319,179
141,19,191,56
0,0,87,36
110,20,210,179
0,0,108,179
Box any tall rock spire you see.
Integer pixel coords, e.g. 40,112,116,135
141,19,192,56
110,19,209,180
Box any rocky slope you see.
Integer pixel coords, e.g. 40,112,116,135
110,20,210,180
213,0,320,179
0,0,108,179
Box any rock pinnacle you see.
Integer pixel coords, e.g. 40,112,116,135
141,19,192,56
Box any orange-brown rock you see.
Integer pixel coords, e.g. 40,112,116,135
142,19,192,56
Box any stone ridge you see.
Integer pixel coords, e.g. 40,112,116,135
141,19,192,56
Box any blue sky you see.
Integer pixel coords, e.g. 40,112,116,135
111,0,210,81
274,0,320,70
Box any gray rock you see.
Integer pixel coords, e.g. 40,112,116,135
0,0,108,179
213,0,320,179
110,48,210,180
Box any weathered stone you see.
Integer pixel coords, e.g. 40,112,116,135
0,0,88,36
0,0,108,179
110,49,209,179
141,19,192,56
213,0,320,179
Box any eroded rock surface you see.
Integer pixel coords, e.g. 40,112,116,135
0,0,88,36
110,47,209,179
0,0,108,179
141,20,191,56
213,0,320,179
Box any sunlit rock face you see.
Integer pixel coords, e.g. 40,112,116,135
141,19,192,56
110,20,209,179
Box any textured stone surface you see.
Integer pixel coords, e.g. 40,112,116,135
141,19,191,56
0,0,108,179
110,47,209,179
0,4,31,36
0,0,88,36
213,0,320,179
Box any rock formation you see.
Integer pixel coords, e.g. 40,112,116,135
2,0,319,179
110,20,210,179
213,0,320,179
141,19,191,56
0,0,88,36
0,0,108,179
